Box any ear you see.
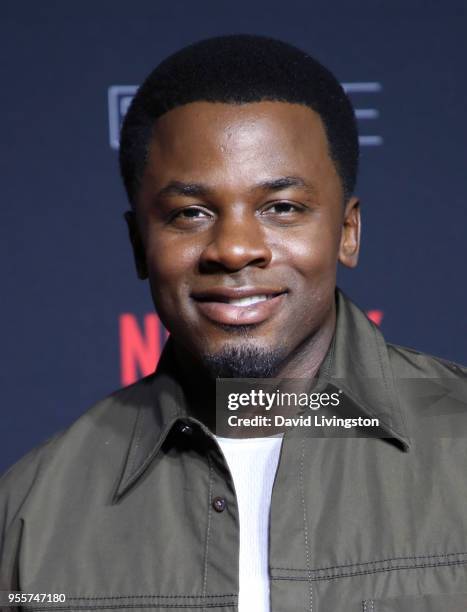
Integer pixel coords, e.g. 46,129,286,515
124,210,148,279
338,196,361,269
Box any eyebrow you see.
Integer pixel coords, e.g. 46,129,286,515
253,176,317,196
156,181,211,199
155,176,317,201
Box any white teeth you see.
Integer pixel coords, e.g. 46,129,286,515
227,294,269,307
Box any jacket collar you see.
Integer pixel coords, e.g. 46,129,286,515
320,290,410,450
114,288,410,500
113,343,193,501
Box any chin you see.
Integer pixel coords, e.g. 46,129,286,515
199,342,286,379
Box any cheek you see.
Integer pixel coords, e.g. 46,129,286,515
272,226,340,329
275,224,341,280
145,238,199,300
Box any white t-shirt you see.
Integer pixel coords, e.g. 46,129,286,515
215,435,284,612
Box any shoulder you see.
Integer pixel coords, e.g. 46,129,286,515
0,434,60,534
386,342,466,379
0,374,156,529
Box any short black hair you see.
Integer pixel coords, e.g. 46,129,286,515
119,34,359,206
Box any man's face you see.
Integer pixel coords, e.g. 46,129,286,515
128,101,360,374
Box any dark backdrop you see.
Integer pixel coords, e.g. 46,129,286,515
1,0,466,473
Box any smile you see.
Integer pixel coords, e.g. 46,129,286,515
192,288,288,326
211,294,270,307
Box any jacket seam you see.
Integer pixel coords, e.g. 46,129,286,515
272,550,467,572
299,437,313,612
271,557,467,582
202,455,214,597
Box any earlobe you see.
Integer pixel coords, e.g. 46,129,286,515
124,210,148,280
338,196,361,269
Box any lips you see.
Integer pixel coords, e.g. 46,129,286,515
191,286,288,326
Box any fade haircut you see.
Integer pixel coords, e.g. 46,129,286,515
119,34,359,207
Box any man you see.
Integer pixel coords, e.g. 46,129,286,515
1,34,466,612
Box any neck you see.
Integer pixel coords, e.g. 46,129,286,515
272,306,335,380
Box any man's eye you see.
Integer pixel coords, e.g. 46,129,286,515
171,207,212,222
178,208,209,218
262,202,302,215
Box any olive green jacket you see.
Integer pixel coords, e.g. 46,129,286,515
1,290,466,612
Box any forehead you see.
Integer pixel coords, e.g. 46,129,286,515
143,101,340,194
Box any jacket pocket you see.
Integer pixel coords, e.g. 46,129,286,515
362,592,467,611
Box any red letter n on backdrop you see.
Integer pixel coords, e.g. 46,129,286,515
120,314,166,386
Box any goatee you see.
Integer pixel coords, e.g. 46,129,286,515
202,343,285,379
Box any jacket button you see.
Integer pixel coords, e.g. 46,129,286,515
178,422,193,435
212,496,226,513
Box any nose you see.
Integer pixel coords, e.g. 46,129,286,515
199,213,272,273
